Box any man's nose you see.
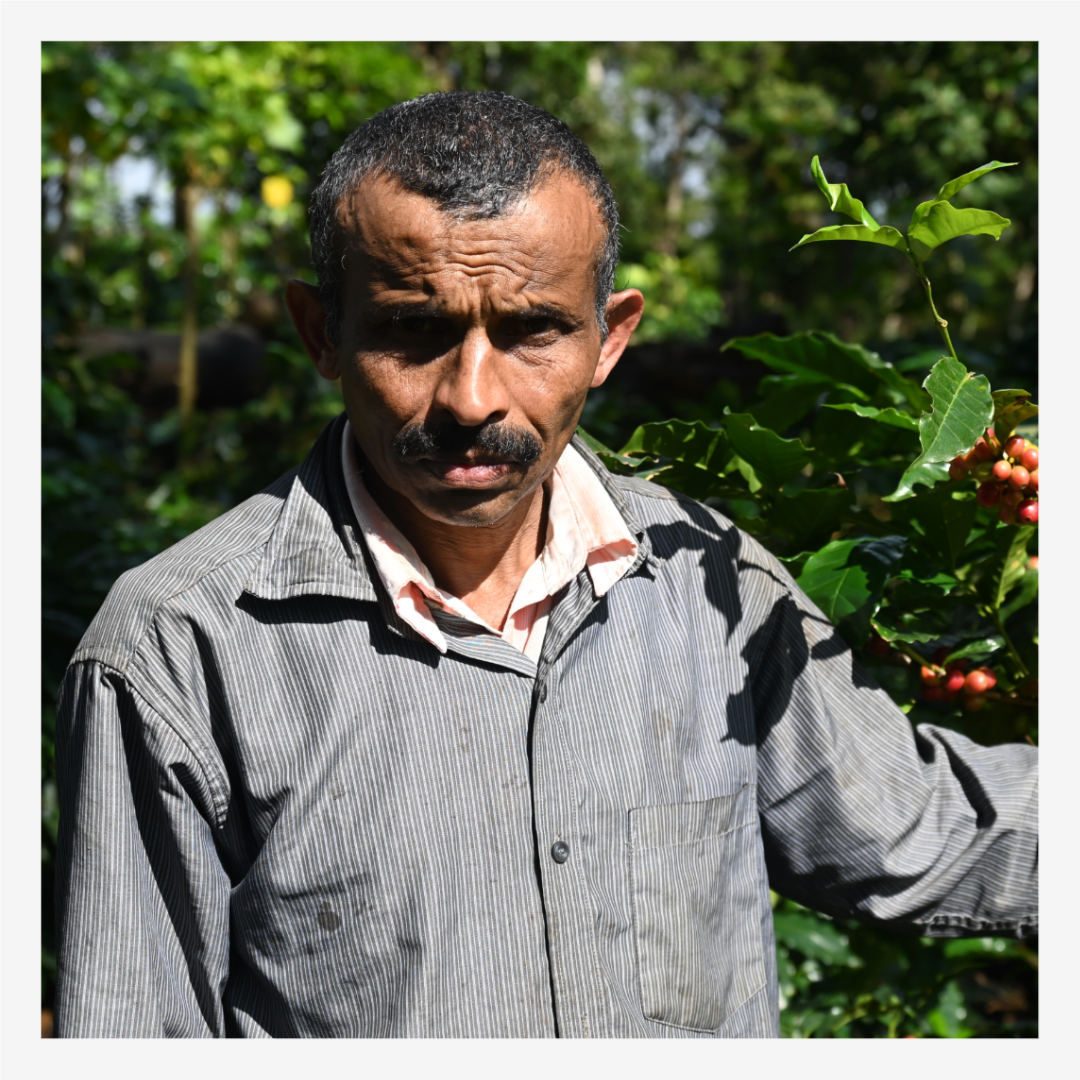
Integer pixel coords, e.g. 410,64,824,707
431,327,510,427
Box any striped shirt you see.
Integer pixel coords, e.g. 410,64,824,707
53,413,1038,1038
341,421,639,661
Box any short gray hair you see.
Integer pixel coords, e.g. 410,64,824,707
308,91,621,343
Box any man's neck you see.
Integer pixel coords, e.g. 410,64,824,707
361,467,549,631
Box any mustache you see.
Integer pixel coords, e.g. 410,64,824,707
392,421,543,465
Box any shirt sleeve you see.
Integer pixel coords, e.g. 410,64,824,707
747,581,1038,938
54,660,232,1036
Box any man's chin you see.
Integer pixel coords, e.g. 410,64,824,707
408,472,544,528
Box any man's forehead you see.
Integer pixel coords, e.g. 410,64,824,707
334,172,604,277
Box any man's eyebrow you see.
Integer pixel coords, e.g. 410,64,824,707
508,302,581,323
364,299,449,321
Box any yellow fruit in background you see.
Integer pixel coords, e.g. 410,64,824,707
261,175,294,209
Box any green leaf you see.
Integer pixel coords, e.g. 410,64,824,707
934,160,1017,202
810,155,880,227
1000,567,1038,622
772,910,856,965
820,402,919,431
884,356,993,501
619,418,727,469
724,331,928,410
790,223,909,253
748,374,833,433
991,389,1039,442
722,412,810,495
894,486,979,574
575,426,640,470
907,203,1011,259
872,608,949,644
796,535,907,645
982,524,1036,612
754,487,855,558
944,636,1005,665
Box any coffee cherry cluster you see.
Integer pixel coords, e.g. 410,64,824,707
920,650,997,712
949,428,1038,525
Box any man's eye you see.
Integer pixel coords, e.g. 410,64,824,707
393,316,446,337
509,317,560,339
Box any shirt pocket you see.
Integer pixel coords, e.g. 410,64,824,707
628,782,766,1033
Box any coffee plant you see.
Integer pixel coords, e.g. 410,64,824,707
581,157,1038,1036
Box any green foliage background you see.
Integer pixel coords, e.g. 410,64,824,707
42,41,1038,1036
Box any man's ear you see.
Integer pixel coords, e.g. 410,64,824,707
591,288,644,388
284,278,340,381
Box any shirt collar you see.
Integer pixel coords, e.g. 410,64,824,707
244,411,652,605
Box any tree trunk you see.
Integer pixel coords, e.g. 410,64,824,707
177,179,199,423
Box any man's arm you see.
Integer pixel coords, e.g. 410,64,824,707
54,660,232,1036
748,583,1037,938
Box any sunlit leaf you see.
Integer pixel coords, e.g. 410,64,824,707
981,524,1036,612
810,155,881,227
944,636,1005,664
576,426,641,470
619,418,727,470
884,357,993,501
991,389,1039,441
790,223,908,253
821,402,919,431
934,160,1017,202
773,910,857,965
722,412,811,495
797,535,906,645
907,203,1010,260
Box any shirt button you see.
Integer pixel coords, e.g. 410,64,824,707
550,840,570,864
537,683,548,704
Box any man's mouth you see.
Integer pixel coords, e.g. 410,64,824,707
420,456,520,487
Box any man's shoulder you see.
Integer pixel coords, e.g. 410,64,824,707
606,469,737,538
70,467,299,673
603,469,794,596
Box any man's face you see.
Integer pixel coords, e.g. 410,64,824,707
289,172,642,529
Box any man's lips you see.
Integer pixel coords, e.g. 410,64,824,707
416,456,523,487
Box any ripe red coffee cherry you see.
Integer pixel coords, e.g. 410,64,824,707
1009,466,1030,489
948,458,969,481
1017,499,1039,524
944,669,966,694
962,449,980,469
965,670,991,694
976,482,1001,507
1027,469,1038,493
1004,435,1026,459
1021,446,1038,471
1028,555,1039,571
976,667,997,690
920,665,941,686
1001,486,1024,507
992,460,1013,482
973,438,995,462
963,694,987,712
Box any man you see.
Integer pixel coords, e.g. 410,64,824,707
54,91,1037,1038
